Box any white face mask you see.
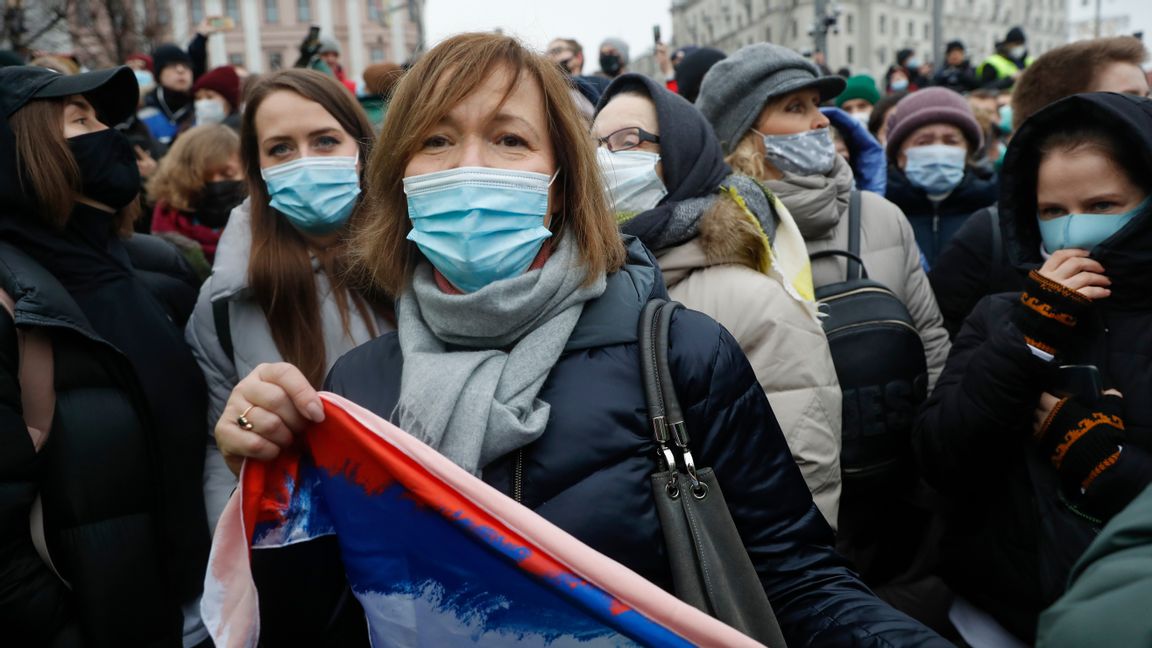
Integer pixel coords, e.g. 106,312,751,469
195,98,227,125
596,148,667,216
1009,45,1026,59
850,110,872,127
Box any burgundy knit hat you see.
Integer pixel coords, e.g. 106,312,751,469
192,66,241,112
885,87,983,162
125,53,153,72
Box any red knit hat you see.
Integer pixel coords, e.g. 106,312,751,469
125,53,153,72
885,87,984,162
192,66,241,113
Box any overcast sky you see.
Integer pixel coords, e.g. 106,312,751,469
424,0,1152,67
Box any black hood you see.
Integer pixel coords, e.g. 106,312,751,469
1000,92,1152,310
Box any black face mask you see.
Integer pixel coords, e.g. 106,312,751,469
600,53,622,77
67,129,141,210
195,180,247,228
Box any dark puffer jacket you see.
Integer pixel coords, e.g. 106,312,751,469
914,93,1152,642
250,239,948,647
885,165,998,268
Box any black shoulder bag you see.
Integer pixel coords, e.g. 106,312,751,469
639,299,787,647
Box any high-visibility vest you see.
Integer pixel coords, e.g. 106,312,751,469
977,53,1033,80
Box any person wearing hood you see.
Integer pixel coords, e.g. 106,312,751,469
915,93,1152,644
884,87,999,268
0,65,211,646
191,65,242,131
673,46,725,103
930,36,1150,338
932,41,979,94
696,43,950,388
823,105,887,194
211,32,949,647
594,73,844,528
978,26,1032,90
147,124,246,270
186,70,395,534
597,37,629,79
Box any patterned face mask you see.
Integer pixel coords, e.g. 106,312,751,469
755,127,838,177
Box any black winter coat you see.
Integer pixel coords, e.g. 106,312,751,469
929,205,1025,338
251,239,947,647
885,164,998,268
914,93,1152,642
931,62,979,94
0,238,210,647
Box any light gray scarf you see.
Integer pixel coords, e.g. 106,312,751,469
767,155,854,240
395,235,607,475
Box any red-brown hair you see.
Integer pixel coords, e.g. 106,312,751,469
240,69,391,386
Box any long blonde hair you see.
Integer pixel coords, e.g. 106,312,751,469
352,32,626,297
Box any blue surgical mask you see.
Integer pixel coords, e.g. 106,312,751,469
261,155,361,235
134,69,155,90
403,166,556,293
904,144,967,195
756,127,837,177
596,148,667,216
890,78,909,92
1038,195,1151,252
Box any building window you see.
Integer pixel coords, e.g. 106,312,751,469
846,13,853,34
297,0,311,23
878,48,887,66
226,0,239,21
765,25,771,41
846,45,854,65
370,47,385,62
908,20,915,38
229,53,245,66
924,22,930,40
264,0,279,23
879,15,886,34
790,19,797,38
269,51,284,70
368,0,381,22
190,0,203,24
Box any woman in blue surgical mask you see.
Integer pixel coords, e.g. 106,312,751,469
915,93,1152,643
210,32,947,646
592,74,844,531
884,87,999,268
186,69,394,535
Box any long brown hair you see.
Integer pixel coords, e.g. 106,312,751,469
353,32,626,297
147,124,240,211
240,69,390,386
10,99,139,234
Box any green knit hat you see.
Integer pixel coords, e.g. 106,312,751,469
835,74,880,108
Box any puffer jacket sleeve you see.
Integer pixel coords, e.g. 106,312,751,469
0,312,77,645
1036,482,1152,648
671,308,947,646
669,267,842,529
185,280,241,533
913,295,1047,495
868,192,951,390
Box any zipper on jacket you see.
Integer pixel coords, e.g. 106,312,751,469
513,448,524,503
932,202,941,260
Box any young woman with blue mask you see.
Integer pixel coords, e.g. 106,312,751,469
592,74,844,530
186,69,393,534
884,87,999,268
211,32,947,646
915,93,1152,644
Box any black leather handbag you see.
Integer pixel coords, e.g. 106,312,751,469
638,299,787,647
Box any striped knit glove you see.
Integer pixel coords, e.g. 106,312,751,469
1035,394,1126,498
1016,269,1094,360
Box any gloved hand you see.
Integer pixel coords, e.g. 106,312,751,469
1016,267,1094,358
1034,393,1125,497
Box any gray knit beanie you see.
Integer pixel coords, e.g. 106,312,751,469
600,37,630,66
318,37,341,55
696,43,846,153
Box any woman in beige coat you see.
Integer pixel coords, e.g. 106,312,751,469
696,44,950,387
594,73,843,528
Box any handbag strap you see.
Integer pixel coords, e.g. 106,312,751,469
846,189,863,281
638,299,703,491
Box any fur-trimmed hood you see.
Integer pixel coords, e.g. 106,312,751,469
658,185,773,287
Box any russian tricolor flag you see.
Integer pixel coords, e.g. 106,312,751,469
203,393,761,647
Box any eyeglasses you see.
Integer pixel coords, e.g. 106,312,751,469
596,127,661,153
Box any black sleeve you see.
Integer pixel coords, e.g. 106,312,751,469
671,309,949,646
913,295,1054,496
188,33,208,79
929,207,998,339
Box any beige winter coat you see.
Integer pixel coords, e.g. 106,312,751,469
769,158,951,389
657,193,843,529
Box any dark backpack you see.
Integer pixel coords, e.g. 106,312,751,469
810,191,929,487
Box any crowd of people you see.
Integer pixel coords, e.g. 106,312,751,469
1,17,1151,648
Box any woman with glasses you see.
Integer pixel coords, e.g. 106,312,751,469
593,73,844,530
211,33,947,646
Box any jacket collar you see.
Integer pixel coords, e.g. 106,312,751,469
0,242,105,343
207,198,254,301
564,236,667,352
